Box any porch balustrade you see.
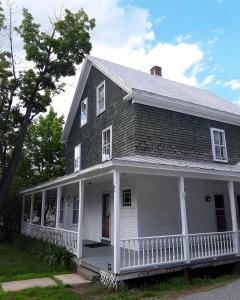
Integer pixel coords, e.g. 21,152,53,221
21,222,78,255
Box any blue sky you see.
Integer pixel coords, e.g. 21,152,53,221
126,0,240,103
3,0,240,117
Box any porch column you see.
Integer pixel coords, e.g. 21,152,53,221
113,169,120,274
178,176,190,263
41,190,46,226
228,181,240,256
56,186,62,229
21,196,25,234
77,180,84,258
29,194,34,234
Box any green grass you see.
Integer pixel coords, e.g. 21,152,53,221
0,243,69,282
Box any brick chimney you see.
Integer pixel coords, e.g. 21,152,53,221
150,66,162,77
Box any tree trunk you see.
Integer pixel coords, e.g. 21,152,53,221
0,103,33,204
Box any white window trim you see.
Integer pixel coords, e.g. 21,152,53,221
96,81,106,116
74,144,81,172
210,128,228,163
80,97,88,127
102,125,112,162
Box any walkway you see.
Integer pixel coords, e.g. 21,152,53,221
1,273,91,292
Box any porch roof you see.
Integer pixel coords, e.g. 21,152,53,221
21,155,240,194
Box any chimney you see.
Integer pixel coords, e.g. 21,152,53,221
150,66,162,77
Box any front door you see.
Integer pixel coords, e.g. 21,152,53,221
102,193,110,241
214,194,227,232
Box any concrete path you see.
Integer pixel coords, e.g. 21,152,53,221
55,273,91,285
177,278,240,300
1,278,56,292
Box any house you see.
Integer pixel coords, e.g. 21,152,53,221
21,55,240,284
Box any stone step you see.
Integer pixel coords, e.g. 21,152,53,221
77,266,100,281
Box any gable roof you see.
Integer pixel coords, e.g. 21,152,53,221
62,55,240,142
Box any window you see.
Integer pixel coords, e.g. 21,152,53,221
96,81,105,115
80,98,88,127
102,126,112,161
122,189,132,207
59,197,64,224
72,197,79,224
74,144,81,172
210,128,228,162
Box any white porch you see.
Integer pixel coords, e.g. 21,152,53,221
21,157,240,279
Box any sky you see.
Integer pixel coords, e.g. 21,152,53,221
2,0,240,119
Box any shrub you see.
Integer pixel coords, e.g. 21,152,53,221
14,235,75,270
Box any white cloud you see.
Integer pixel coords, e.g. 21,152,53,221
3,0,206,118
224,80,240,90
201,75,215,87
176,34,192,43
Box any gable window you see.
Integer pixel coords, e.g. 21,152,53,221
80,98,88,127
210,128,228,162
72,197,79,224
96,81,105,115
74,144,81,172
102,126,112,161
122,189,132,207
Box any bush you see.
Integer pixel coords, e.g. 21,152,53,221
15,235,75,270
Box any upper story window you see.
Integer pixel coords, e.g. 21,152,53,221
96,81,105,116
80,98,88,127
102,126,112,161
210,128,228,162
74,144,81,172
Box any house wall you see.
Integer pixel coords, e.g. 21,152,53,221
136,175,233,237
134,103,240,165
65,66,135,174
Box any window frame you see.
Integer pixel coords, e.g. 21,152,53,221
96,81,106,116
102,126,112,162
80,97,88,127
74,144,81,172
59,196,64,224
122,188,132,208
210,128,228,163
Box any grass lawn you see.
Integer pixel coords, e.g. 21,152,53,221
0,242,70,282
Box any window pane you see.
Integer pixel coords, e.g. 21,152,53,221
213,130,220,145
81,99,87,126
122,189,132,207
73,198,79,209
73,210,79,224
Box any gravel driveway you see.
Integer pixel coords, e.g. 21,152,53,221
177,279,240,300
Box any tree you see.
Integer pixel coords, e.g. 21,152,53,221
24,107,65,185
0,107,66,240
0,2,95,204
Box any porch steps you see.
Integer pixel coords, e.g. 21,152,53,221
77,266,100,282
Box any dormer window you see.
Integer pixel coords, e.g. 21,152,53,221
210,128,228,162
102,126,112,161
74,144,81,172
96,81,105,116
80,98,88,127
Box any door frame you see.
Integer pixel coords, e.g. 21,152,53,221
213,193,227,232
101,191,111,242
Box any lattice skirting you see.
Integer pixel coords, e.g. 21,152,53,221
100,270,118,290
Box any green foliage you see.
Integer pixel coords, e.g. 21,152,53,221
0,2,95,204
15,235,75,269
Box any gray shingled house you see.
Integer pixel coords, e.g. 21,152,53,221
21,56,240,283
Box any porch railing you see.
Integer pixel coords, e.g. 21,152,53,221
189,231,236,260
120,235,185,270
21,222,78,255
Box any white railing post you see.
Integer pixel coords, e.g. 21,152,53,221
113,169,120,274
77,180,84,258
178,176,190,263
41,190,46,227
29,194,34,235
228,180,240,256
56,186,62,229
